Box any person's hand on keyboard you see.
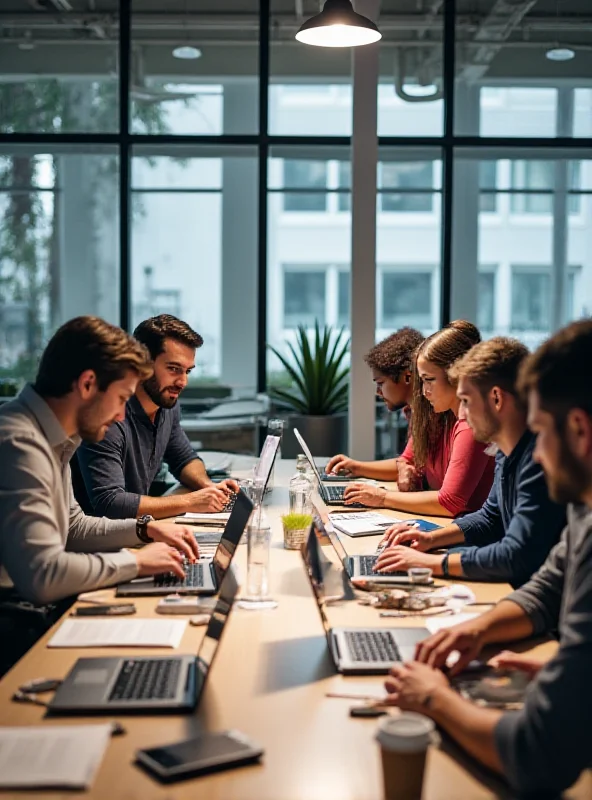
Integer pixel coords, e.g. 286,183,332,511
184,484,236,513
135,543,186,580
375,545,441,574
325,454,362,477
147,521,200,561
343,483,387,508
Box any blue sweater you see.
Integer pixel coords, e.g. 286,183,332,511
453,430,566,588
77,395,199,519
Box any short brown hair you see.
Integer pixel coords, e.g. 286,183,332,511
449,337,529,399
133,314,203,360
364,327,424,382
35,316,152,398
518,320,592,427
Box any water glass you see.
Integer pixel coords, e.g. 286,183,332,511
237,517,278,610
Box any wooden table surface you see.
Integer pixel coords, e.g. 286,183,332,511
1,459,590,799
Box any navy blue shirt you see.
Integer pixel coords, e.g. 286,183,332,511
77,396,199,519
452,431,566,588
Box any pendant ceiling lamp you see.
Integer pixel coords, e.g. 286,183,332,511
295,0,382,48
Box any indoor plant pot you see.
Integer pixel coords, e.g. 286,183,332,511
268,322,350,461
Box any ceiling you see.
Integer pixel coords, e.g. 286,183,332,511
0,1,591,83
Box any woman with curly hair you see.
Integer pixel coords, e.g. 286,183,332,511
343,320,495,517
326,326,424,483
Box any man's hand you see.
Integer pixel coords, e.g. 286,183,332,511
186,485,234,513
415,618,488,676
147,521,199,561
134,542,186,580
384,661,450,713
487,650,546,677
343,483,386,507
216,478,240,494
379,523,433,550
375,546,442,574
325,454,362,477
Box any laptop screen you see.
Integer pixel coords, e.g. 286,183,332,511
253,434,280,492
195,567,239,697
311,492,349,567
301,525,333,639
293,428,324,489
213,490,253,584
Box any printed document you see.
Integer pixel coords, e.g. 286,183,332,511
48,618,187,648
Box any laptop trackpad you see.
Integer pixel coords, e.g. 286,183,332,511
74,668,110,686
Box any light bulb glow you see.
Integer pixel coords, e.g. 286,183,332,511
546,47,575,62
172,45,202,60
296,23,381,48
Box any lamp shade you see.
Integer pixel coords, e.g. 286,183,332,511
295,0,381,48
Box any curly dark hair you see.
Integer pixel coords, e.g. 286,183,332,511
133,314,203,360
364,327,425,382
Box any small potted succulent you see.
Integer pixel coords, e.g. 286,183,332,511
281,513,313,550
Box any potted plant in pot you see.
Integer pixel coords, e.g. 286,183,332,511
268,321,349,459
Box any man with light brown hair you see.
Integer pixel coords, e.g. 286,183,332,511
0,316,199,609
376,336,565,588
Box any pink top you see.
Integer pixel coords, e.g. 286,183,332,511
400,419,494,517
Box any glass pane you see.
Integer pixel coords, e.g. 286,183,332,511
267,147,351,378
0,149,119,382
454,2,592,138
282,160,328,212
512,270,551,332
338,271,350,327
381,271,433,329
283,270,326,328
0,3,119,133
453,153,592,350
131,2,258,134
131,147,258,390
270,2,351,135
377,4,443,135
477,272,495,333
479,161,498,212
377,148,442,340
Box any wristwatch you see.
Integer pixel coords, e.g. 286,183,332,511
441,552,450,577
136,514,155,543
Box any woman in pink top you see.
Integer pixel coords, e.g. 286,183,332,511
343,320,494,517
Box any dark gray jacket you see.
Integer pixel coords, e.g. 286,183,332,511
495,503,592,796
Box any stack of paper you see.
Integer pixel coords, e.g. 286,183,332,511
48,618,187,648
0,725,112,789
175,512,230,526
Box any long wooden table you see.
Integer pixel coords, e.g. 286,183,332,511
0,460,589,799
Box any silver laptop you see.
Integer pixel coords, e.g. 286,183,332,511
116,490,253,596
49,569,239,714
293,428,364,507
312,493,433,586
301,526,427,675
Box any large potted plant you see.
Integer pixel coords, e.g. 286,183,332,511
268,322,349,458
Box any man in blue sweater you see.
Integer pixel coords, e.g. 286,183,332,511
376,337,565,588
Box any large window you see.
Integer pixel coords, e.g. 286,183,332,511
379,269,434,331
131,147,258,388
0,148,119,380
282,161,328,212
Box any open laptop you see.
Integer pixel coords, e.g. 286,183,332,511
49,569,239,714
312,494,433,586
301,526,427,675
116,490,253,597
293,428,364,507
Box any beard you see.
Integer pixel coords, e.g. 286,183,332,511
142,374,180,409
545,439,591,505
77,399,116,443
468,407,501,445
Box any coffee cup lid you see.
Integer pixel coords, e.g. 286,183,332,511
375,713,436,753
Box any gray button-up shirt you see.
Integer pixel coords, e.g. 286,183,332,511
0,385,138,604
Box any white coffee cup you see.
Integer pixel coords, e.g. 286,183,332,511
375,713,437,800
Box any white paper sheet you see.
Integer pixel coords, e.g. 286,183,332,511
48,618,187,648
0,724,111,789
329,512,403,536
175,512,230,525
425,612,479,634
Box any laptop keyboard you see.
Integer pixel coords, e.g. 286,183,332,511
325,484,363,508
358,555,406,577
223,492,237,513
344,630,401,663
109,659,181,702
154,561,206,589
